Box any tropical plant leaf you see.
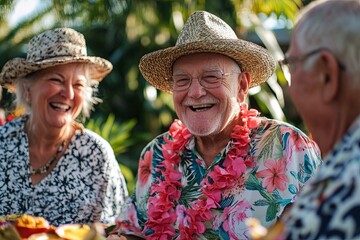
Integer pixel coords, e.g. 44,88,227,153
266,204,279,222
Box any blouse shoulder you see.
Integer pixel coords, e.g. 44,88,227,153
77,128,115,154
0,117,25,140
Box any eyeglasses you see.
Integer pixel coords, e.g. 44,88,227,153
278,48,325,73
278,48,346,83
172,70,239,92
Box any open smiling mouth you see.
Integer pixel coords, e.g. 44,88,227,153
190,104,214,112
50,103,71,112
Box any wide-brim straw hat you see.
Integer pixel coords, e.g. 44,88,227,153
139,11,276,94
0,27,113,93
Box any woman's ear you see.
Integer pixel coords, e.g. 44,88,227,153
23,82,31,103
237,72,250,102
319,51,341,103
25,90,30,103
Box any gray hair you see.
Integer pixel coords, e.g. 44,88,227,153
295,0,360,78
15,63,101,121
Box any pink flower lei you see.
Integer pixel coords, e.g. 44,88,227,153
144,104,260,239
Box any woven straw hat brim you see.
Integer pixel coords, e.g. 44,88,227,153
139,39,276,94
1,56,112,93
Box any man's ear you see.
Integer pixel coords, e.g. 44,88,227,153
237,72,250,102
319,51,341,103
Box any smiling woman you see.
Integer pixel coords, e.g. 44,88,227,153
0,28,128,226
17,63,93,122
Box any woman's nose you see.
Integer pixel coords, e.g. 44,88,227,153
61,84,74,99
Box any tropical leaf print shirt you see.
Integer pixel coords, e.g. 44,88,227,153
116,117,322,239
0,116,128,226
283,116,360,239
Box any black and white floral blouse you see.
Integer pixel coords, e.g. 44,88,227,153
283,116,360,239
0,116,128,226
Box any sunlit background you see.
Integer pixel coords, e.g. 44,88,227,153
0,0,310,193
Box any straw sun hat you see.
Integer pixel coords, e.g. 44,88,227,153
139,11,276,94
0,27,113,93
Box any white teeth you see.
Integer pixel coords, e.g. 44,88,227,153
192,104,212,109
51,103,70,111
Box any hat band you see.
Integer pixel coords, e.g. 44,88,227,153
30,54,86,63
26,43,87,62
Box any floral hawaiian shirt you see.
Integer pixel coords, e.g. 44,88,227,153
114,117,322,239
283,115,360,239
0,116,128,226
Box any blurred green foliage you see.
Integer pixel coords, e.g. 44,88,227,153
85,114,137,194
0,0,313,193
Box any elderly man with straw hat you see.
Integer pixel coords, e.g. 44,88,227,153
110,11,321,239
0,28,128,226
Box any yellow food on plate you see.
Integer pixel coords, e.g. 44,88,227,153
56,224,105,240
0,214,50,228
56,224,90,240
0,214,51,239
15,214,50,229
0,215,106,240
